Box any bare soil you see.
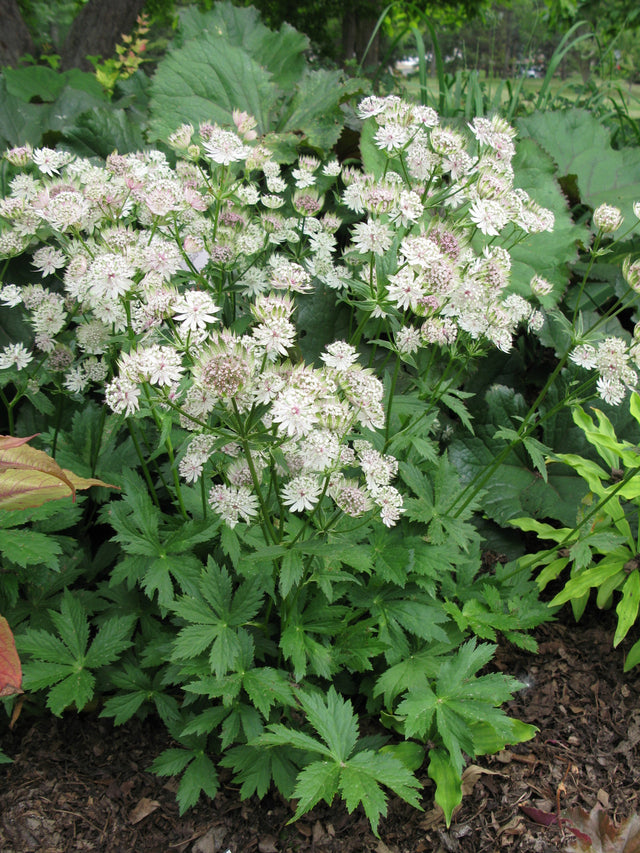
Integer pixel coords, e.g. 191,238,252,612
1,605,639,853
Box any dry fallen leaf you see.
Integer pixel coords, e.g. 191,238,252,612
128,797,160,824
461,764,505,796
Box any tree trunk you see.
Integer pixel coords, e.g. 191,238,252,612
341,6,380,68
0,0,35,67
59,0,147,71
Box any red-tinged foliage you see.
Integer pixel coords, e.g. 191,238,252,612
565,805,640,852
0,434,117,510
0,615,22,697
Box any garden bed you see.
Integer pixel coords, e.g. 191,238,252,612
2,605,638,853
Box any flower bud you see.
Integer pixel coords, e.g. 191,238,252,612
623,257,640,292
593,203,623,233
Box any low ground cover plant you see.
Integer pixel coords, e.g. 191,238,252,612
1,88,639,831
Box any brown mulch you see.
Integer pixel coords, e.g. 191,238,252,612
1,606,639,853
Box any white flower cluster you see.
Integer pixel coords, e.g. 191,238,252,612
340,97,554,353
170,329,402,527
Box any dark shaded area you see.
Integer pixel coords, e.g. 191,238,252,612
0,0,35,67
58,0,147,71
1,605,639,852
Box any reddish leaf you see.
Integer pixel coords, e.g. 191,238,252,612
0,435,117,509
0,615,22,697
564,805,640,852
520,805,559,827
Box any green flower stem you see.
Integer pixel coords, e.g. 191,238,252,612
126,419,161,509
447,351,570,518
142,383,187,519
231,401,278,545
200,475,208,518
0,388,15,435
572,232,602,326
384,356,401,446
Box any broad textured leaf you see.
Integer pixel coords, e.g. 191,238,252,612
62,107,146,157
448,387,586,525
518,109,640,225
148,37,276,140
506,137,583,300
280,69,345,150
177,4,308,90
0,79,48,146
0,615,22,697
3,66,104,102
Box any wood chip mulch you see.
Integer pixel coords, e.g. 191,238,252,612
1,605,639,853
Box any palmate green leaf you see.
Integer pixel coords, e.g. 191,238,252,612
374,645,453,707
0,529,62,569
221,743,299,799
397,685,438,740
84,615,135,668
219,702,263,750
47,669,95,716
20,660,74,691
100,690,148,725
258,723,330,757
180,706,229,737
290,760,341,820
176,752,219,815
339,750,422,834
242,667,295,718
297,687,358,762
151,747,194,777
48,592,89,660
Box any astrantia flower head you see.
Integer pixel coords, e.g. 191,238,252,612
281,474,322,513
321,341,359,371
351,219,393,256
208,484,259,527
593,203,623,233
0,342,33,370
623,257,640,293
4,144,33,167
195,335,254,399
32,246,67,276
173,290,221,333
202,126,251,165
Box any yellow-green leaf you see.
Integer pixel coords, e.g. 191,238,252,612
0,434,117,510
